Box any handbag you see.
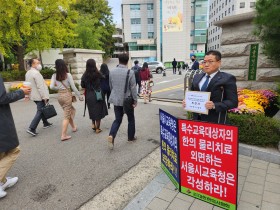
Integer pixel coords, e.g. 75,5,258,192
41,103,57,119
123,70,134,113
94,89,103,101
149,80,154,87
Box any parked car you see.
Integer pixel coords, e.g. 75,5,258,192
147,61,166,74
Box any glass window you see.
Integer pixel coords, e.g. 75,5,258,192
191,16,195,22
131,18,141,24
130,4,140,10
196,4,202,7
190,30,195,36
232,5,234,11
226,0,227,5
228,8,231,13
219,6,221,11
240,2,245,8
147,3,153,10
225,11,227,16
148,32,154,38
148,18,154,24
250,2,256,8
131,33,141,39
195,30,207,36
218,44,219,48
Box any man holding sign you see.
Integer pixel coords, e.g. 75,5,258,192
184,50,238,124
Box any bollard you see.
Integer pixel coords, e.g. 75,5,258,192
179,70,182,75
163,70,166,76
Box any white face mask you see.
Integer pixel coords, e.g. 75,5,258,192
36,64,42,71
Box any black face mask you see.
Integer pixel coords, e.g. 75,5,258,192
191,59,195,62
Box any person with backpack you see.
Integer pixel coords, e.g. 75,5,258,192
132,60,141,95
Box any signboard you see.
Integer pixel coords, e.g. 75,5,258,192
162,0,183,32
159,109,180,189
248,44,259,81
178,120,238,210
185,91,211,115
137,39,155,45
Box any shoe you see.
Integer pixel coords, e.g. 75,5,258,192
128,136,137,142
26,129,37,136
95,128,102,134
0,177,18,191
149,99,152,102
108,135,114,150
0,188,7,198
61,136,71,141
43,123,53,129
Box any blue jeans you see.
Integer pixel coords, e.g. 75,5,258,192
109,106,135,140
29,101,49,131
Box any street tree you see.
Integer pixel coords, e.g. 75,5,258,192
254,0,280,68
0,0,77,70
71,0,115,58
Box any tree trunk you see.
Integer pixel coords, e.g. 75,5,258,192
17,45,25,70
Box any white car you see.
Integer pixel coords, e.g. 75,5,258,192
147,61,166,74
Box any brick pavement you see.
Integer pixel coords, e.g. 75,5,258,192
124,155,280,210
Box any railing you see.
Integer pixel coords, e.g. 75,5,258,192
184,69,203,95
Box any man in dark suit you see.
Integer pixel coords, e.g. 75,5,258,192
184,50,238,124
191,55,200,70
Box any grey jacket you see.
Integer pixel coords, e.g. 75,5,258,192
108,64,137,106
0,76,24,152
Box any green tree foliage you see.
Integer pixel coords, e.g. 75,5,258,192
254,0,280,68
0,0,77,70
71,0,115,58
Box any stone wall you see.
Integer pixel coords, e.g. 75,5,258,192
62,49,104,86
214,12,280,89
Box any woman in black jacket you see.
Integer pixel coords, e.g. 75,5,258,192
100,63,111,109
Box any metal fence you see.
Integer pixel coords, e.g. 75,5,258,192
184,69,203,95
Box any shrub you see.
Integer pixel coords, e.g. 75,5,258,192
0,70,26,81
41,68,55,79
228,113,280,148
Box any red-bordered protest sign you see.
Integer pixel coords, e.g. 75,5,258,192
178,120,238,210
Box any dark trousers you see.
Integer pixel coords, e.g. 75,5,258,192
29,101,49,130
109,106,135,140
104,90,111,108
173,67,176,74
136,81,141,94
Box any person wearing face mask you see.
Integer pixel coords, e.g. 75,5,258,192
25,58,52,136
190,55,199,70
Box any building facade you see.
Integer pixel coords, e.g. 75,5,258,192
122,0,190,64
207,0,256,51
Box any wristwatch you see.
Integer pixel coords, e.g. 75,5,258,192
213,104,215,109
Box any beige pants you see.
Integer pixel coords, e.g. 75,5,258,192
0,146,20,183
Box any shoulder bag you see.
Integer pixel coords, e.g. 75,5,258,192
123,70,134,113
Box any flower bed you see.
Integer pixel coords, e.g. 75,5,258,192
9,80,57,94
229,89,279,116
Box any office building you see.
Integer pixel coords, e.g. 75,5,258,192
208,0,256,51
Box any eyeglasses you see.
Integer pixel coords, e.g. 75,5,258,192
202,60,218,65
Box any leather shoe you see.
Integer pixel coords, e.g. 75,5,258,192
128,136,137,142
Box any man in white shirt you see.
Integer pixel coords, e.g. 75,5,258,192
25,58,52,136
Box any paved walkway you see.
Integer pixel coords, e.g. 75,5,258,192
124,154,280,210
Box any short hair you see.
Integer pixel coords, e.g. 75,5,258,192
205,50,222,61
191,55,197,58
134,60,139,65
118,53,129,65
28,58,38,67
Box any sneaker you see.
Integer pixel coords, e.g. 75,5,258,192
108,135,114,150
0,188,7,198
26,129,38,136
0,177,18,191
43,123,53,129
128,136,137,142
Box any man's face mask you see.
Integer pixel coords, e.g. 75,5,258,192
36,64,42,71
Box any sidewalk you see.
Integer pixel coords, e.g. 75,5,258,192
124,154,280,210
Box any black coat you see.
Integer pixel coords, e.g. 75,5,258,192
191,71,238,124
0,76,24,152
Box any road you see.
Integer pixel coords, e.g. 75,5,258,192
151,69,187,101
1,83,186,210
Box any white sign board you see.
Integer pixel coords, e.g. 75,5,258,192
185,91,211,115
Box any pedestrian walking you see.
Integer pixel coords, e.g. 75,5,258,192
25,58,52,136
191,55,199,70
132,60,141,95
100,63,111,109
81,59,108,134
183,50,238,124
140,62,152,104
172,58,177,74
0,75,31,198
107,53,138,149
50,59,83,141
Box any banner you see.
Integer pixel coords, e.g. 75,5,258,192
159,109,180,189
162,0,183,32
248,44,259,81
178,120,238,210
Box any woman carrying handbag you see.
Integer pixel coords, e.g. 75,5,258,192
50,59,83,141
140,62,152,104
